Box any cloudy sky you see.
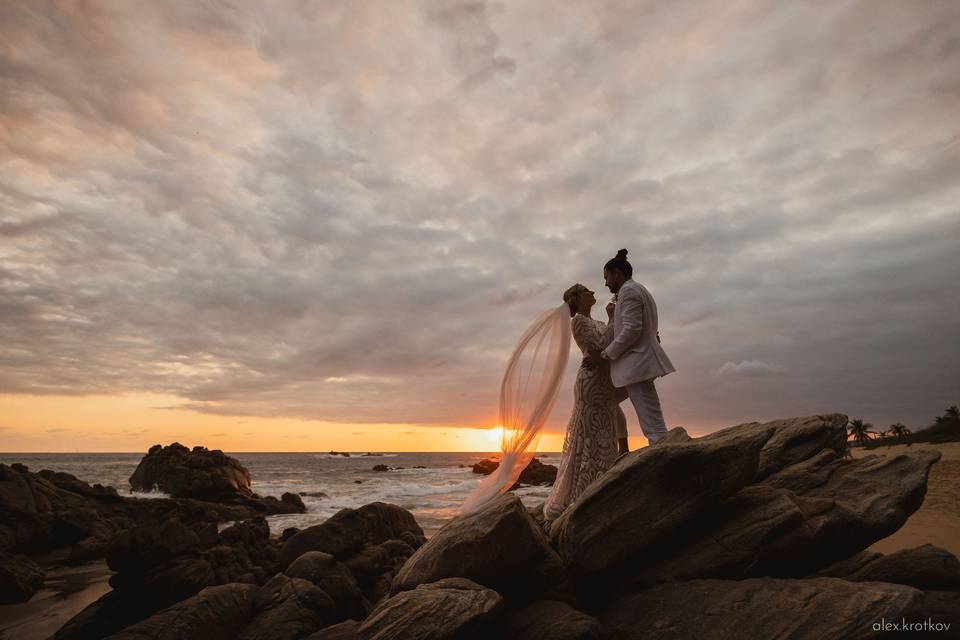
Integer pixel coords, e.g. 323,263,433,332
1,0,958,452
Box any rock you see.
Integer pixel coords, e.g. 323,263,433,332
600,578,922,640
61,517,281,639
392,493,573,605
615,445,940,587
902,590,960,632
308,620,361,639
503,599,601,640
700,413,849,480
516,458,558,486
299,491,329,498
107,518,200,570
471,458,499,475
554,414,920,584
69,536,111,564
285,551,366,621
372,465,390,472
129,443,253,500
104,583,259,640
818,545,960,590
344,539,417,606
657,426,692,445
471,457,556,486
0,551,45,603
812,549,882,578
281,527,300,541
554,417,775,578
311,578,502,640
281,492,305,510
239,574,336,640
279,503,425,570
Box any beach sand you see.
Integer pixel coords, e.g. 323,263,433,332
852,441,960,558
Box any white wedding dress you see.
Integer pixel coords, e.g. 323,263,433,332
543,313,625,528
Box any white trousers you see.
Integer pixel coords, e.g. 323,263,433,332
624,379,668,444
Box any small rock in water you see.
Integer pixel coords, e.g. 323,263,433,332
373,465,390,472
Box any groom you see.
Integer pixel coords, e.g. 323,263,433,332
586,249,675,451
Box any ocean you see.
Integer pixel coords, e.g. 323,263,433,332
0,452,561,536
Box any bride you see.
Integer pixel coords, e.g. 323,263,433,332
542,283,626,530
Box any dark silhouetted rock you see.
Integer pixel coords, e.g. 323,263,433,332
471,458,499,475
239,574,335,640
554,418,776,578
0,551,45,603
344,539,417,606
818,544,960,590
503,599,601,640
286,551,366,621
372,465,390,472
596,433,939,587
392,493,573,605
600,578,921,640
129,443,252,500
281,492,305,510
279,503,424,570
310,578,502,640
105,583,259,640
516,458,558,486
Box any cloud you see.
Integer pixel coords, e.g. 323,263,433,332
717,360,784,378
1,1,958,435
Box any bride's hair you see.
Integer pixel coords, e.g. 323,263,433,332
604,248,632,278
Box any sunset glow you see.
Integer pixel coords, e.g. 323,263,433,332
0,394,569,453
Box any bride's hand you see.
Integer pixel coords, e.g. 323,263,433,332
605,302,615,318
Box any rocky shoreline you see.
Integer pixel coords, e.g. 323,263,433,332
2,415,958,639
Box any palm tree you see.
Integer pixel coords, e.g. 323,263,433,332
848,418,874,445
889,423,911,441
946,405,960,421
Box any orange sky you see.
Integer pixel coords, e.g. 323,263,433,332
0,393,597,453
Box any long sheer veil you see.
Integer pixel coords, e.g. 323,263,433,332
460,304,571,515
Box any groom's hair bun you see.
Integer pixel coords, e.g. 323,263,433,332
604,248,633,278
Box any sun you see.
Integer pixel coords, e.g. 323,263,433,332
484,426,504,449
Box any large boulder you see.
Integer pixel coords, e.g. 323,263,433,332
817,544,960,590
238,574,336,640
0,551,45,603
279,503,424,570
700,413,849,480
344,539,418,607
310,578,503,640
599,577,922,640
58,517,282,640
613,442,940,587
503,599,601,640
285,551,366,621
279,503,425,608
470,457,558,487
129,443,252,500
104,583,260,640
391,493,572,604
553,417,777,578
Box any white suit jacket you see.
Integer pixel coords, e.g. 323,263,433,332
601,279,675,387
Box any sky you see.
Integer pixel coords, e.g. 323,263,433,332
1,0,958,452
